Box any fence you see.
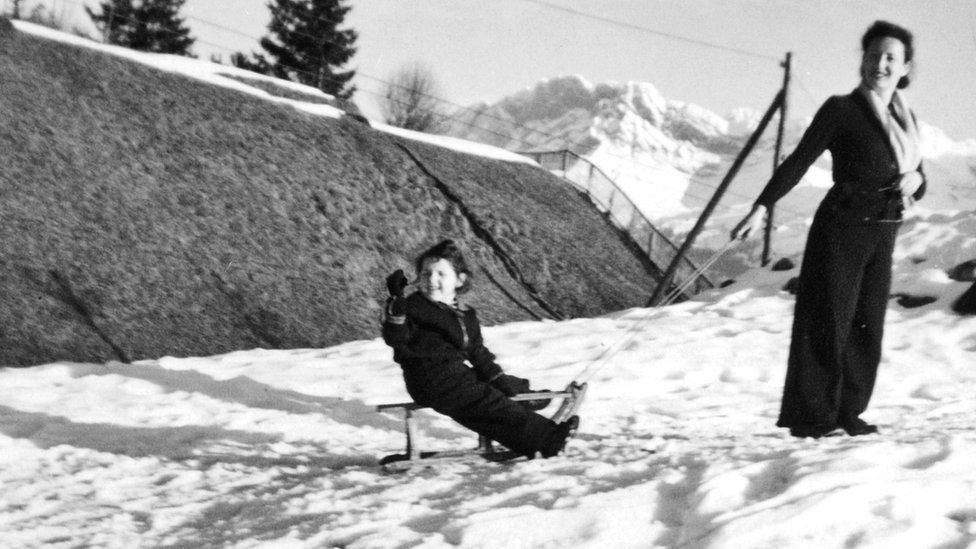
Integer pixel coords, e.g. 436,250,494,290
521,149,714,298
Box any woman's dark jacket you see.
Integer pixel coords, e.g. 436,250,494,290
382,292,503,406
755,89,926,223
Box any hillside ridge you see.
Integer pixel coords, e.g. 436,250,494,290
0,20,660,366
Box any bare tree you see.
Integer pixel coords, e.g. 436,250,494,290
382,63,444,132
23,3,65,29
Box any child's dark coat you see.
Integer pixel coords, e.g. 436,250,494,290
382,292,557,456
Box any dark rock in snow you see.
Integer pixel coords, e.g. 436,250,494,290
891,293,938,309
947,259,976,282
782,277,799,295
952,282,976,315
770,257,795,272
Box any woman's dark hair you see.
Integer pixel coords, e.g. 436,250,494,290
862,20,915,89
414,239,473,294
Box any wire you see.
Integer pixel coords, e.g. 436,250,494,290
791,73,823,112
513,0,781,63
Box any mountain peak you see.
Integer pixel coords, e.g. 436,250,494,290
445,75,732,160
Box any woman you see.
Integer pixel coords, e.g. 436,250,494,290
731,20,926,438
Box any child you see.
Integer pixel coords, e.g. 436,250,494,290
381,239,578,459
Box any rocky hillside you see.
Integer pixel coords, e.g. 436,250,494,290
0,20,659,367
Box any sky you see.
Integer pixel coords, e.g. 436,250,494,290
21,0,976,140
6,20,976,546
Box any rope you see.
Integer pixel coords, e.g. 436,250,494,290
570,238,741,385
659,238,739,307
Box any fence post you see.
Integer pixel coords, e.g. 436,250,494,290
647,90,784,306
764,51,792,266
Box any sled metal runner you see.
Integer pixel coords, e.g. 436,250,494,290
377,382,587,472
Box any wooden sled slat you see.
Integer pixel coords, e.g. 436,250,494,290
376,382,587,471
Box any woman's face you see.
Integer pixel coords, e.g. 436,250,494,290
418,257,466,305
861,36,911,95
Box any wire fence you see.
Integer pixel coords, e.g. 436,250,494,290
522,150,714,296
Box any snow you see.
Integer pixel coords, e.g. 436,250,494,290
2,211,976,547
377,122,537,165
10,20,536,167
6,17,976,549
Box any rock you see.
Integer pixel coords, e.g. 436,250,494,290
947,259,976,282
952,282,976,315
770,257,795,271
782,277,799,295
891,293,938,308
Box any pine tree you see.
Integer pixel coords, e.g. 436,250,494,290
233,0,357,100
86,0,195,56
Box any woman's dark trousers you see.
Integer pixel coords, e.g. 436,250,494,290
776,213,899,428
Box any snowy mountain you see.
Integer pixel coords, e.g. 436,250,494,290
444,75,744,219
443,74,976,275
445,75,976,212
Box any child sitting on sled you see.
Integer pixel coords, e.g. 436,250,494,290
380,239,578,459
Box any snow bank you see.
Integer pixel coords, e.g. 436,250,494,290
2,217,975,547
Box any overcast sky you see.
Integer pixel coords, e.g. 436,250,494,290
39,0,976,140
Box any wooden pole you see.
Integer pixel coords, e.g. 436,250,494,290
764,52,792,266
647,90,784,306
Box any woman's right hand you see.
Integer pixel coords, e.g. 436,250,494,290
730,204,767,241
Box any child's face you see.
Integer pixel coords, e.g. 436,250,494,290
419,257,466,305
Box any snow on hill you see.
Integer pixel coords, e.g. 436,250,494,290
9,21,536,168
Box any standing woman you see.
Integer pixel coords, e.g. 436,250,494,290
731,21,926,438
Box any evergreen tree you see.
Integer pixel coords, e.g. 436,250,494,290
233,0,357,100
87,0,195,56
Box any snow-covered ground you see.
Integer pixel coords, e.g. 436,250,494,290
2,210,975,548
5,20,976,549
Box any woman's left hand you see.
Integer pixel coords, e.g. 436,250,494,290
897,171,924,197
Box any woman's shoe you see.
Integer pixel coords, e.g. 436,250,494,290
788,423,840,439
840,417,878,436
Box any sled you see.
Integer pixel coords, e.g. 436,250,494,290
376,381,587,472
